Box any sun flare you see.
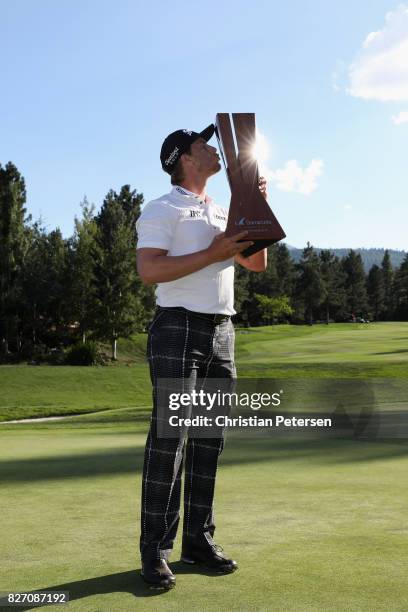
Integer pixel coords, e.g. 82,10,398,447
251,129,270,171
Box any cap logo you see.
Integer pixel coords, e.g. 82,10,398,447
165,146,179,166
183,129,193,135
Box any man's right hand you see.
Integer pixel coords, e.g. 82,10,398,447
206,231,254,263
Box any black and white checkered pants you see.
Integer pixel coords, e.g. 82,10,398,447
140,307,236,560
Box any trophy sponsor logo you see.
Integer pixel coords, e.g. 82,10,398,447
236,217,272,226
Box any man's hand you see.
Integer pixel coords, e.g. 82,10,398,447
259,175,268,199
206,231,253,263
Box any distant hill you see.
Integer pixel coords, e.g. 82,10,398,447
286,245,407,272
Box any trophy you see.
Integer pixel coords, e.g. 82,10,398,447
215,113,286,257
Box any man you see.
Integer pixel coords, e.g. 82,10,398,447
136,124,267,589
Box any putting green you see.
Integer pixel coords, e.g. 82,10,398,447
1,322,408,609
1,423,408,611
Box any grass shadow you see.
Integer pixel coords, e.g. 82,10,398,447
9,570,170,610
13,561,237,610
1,436,408,485
373,349,408,355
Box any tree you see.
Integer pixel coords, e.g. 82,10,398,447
394,255,408,320
19,223,69,348
242,245,280,325
44,229,69,336
20,222,48,346
254,294,293,324
342,250,368,318
0,162,30,355
295,243,325,324
66,198,98,343
233,263,250,324
117,184,144,231
367,264,385,321
94,187,144,359
319,250,346,323
381,250,394,320
276,243,296,297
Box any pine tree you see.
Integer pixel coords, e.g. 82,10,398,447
66,198,98,343
319,250,346,323
276,243,296,298
19,223,68,348
244,245,280,324
20,222,44,347
45,229,69,337
131,186,156,327
0,162,30,355
394,255,408,320
295,243,325,324
94,188,144,359
367,264,385,321
342,250,368,319
233,263,250,325
381,250,394,320
117,184,144,232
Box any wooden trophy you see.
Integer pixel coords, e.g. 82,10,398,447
215,113,286,257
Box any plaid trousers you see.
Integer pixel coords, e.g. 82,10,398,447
140,307,236,560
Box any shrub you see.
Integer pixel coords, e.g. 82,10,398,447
65,341,101,366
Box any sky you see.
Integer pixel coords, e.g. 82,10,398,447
1,0,407,250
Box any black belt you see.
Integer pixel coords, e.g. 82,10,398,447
157,306,231,324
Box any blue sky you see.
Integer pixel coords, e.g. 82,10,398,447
1,0,407,249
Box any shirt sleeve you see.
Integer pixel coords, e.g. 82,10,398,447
136,200,178,250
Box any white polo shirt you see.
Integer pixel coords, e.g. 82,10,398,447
136,185,235,315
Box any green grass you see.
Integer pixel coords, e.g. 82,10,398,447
1,322,408,421
0,364,151,422
1,424,407,611
2,323,408,610
234,322,408,377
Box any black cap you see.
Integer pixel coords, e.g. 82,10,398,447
160,124,215,174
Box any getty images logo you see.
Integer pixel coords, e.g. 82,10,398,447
237,217,272,226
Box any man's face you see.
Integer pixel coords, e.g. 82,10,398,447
184,138,221,177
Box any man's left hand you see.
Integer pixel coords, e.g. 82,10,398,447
259,176,268,199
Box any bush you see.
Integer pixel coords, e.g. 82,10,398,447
65,341,102,366
30,342,49,363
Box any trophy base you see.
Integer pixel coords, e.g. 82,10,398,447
238,239,280,258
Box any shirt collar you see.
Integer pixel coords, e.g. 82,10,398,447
172,185,213,205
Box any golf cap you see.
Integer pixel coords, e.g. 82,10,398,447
160,124,215,174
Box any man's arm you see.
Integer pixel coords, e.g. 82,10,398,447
137,231,253,285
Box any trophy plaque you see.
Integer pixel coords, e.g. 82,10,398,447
215,113,286,257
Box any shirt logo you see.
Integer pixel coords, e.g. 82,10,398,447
176,186,189,195
190,210,202,218
215,214,226,221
